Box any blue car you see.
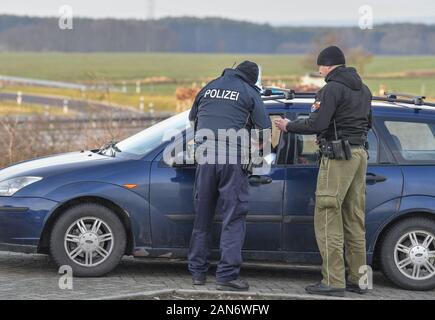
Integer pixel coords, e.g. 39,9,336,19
0,92,434,291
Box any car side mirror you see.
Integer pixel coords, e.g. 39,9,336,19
171,151,195,167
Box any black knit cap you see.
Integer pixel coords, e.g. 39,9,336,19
317,46,346,66
236,61,259,85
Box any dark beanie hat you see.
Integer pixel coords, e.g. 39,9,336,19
317,46,346,66
236,61,259,85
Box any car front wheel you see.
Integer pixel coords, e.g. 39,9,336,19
49,203,126,277
380,217,435,290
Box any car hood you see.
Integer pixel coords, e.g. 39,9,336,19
0,151,114,182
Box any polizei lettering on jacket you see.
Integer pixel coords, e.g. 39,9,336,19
204,89,240,101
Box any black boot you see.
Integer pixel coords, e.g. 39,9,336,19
346,282,368,294
216,278,249,292
305,282,345,297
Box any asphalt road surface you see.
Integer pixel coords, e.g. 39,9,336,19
0,252,434,300
0,92,143,117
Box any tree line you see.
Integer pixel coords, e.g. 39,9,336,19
0,15,434,54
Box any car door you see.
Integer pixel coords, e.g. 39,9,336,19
149,113,286,252
282,111,403,263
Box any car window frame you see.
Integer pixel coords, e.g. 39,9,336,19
285,112,318,168
157,128,195,168
284,112,384,167
367,128,380,165
376,115,435,165
268,112,289,167
156,112,289,169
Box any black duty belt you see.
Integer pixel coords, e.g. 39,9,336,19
347,136,367,146
321,136,367,146
318,136,367,161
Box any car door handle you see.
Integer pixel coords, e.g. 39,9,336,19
366,173,387,183
249,175,273,185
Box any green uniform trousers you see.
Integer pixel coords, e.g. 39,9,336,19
314,146,368,288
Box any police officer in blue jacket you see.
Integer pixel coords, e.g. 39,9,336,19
188,61,271,291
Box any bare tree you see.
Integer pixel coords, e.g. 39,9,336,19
347,46,373,75
0,116,19,165
302,33,346,71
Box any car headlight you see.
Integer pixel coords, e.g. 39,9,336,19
0,177,43,196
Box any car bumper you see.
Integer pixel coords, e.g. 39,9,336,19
0,196,58,249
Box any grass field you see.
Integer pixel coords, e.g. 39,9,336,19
0,101,76,116
1,85,178,112
1,53,435,111
1,53,435,81
0,53,308,81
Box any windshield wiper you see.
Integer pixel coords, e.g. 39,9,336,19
98,141,121,157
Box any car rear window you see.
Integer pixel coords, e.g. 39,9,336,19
385,120,435,162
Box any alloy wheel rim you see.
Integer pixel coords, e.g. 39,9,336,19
64,217,114,267
394,230,435,280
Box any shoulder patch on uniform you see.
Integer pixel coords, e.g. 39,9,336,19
311,101,321,113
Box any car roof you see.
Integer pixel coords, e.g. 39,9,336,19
264,98,435,118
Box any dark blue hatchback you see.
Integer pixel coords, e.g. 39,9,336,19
1,94,435,291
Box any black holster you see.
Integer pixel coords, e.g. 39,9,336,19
319,139,352,160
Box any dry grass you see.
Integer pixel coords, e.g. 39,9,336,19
2,85,177,112
0,101,75,116
0,110,142,169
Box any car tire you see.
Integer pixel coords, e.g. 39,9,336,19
379,217,435,291
49,203,126,277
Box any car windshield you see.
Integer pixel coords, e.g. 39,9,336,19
116,110,191,156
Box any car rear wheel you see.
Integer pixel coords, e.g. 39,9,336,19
379,217,435,290
49,203,126,277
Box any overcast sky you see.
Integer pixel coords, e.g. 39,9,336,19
1,0,434,26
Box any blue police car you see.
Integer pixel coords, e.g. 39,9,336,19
0,92,434,291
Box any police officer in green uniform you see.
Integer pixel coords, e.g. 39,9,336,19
274,46,372,297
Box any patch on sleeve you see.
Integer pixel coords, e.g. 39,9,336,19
311,101,321,113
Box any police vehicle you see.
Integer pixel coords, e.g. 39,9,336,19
0,91,434,291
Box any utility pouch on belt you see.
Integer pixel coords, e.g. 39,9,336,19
321,120,352,161
342,140,352,160
331,140,345,160
319,139,352,161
